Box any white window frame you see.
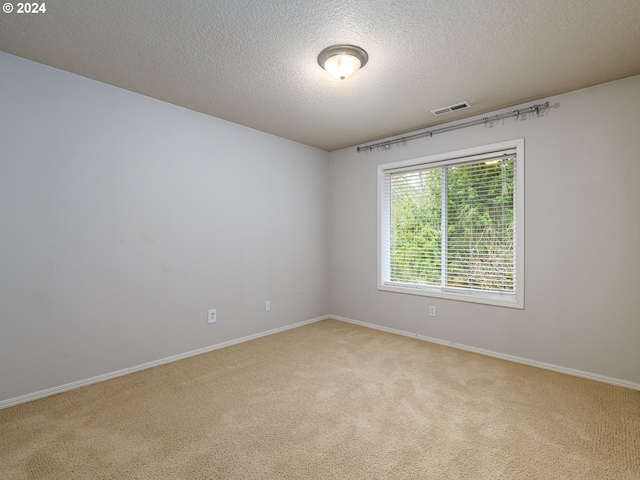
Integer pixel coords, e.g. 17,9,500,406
377,139,524,309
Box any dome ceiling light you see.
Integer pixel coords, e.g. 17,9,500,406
317,44,368,80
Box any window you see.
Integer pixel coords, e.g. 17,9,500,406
378,139,524,308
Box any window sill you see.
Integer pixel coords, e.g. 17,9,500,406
378,283,524,309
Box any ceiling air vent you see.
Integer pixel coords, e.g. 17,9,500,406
430,101,472,116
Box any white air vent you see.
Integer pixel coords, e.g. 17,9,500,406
430,101,472,116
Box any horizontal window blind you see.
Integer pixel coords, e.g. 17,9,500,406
383,150,517,297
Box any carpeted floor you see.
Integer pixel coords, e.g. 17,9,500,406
1,319,639,479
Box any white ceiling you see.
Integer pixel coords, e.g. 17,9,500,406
1,0,639,151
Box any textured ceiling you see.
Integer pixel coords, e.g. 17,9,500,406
1,0,639,151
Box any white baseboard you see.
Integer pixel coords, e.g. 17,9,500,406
4,313,636,410
330,315,640,391
0,315,329,410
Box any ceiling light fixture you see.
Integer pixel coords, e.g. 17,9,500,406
317,44,368,80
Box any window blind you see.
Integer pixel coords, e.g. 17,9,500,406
383,150,517,297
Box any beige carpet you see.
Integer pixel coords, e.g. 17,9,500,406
1,319,639,479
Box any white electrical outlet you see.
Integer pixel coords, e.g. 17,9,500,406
208,309,217,323
265,300,270,312
429,306,436,317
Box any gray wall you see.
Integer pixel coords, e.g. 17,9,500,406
331,75,640,385
0,53,331,402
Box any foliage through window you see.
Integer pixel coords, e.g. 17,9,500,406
378,140,524,308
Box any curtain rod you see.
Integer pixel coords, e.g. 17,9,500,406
356,101,550,152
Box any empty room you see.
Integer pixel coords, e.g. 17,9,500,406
1,1,639,478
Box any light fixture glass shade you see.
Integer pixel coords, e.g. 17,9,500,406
318,45,368,80
323,54,361,80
